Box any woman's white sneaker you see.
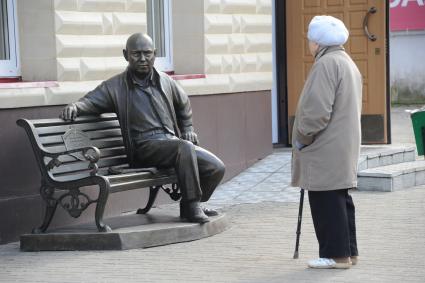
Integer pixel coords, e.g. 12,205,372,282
308,258,351,269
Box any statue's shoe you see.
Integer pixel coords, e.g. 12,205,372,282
180,201,210,223
201,207,219,216
180,202,218,217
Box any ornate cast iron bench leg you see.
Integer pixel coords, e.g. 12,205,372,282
95,181,112,232
33,184,58,234
137,186,160,214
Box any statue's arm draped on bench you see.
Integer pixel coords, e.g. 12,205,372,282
60,81,115,120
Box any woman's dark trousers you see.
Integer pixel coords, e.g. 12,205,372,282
308,189,359,258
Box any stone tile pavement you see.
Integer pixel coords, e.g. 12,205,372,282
1,148,425,283
208,149,299,207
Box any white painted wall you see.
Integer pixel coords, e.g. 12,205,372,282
390,31,425,102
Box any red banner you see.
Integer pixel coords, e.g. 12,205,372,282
390,0,425,31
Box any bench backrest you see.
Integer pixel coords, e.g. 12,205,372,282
17,114,129,183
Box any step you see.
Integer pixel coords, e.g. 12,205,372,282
358,145,416,171
357,160,425,192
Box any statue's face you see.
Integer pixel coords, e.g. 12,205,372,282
124,36,156,78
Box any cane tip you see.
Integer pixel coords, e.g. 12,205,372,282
293,252,299,259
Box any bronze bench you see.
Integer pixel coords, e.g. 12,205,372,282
17,113,181,233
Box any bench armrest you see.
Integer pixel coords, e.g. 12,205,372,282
43,146,101,176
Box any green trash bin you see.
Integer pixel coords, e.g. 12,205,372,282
410,108,425,156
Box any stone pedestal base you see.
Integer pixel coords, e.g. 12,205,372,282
20,208,229,251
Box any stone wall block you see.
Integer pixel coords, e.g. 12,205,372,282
221,55,234,73
205,14,233,34
228,34,245,53
126,0,146,12
54,0,78,11
205,35,230,54
240,54,257,72
232,15,241,33
205,55,223,74
112,12,147,34
229,72,272,92
56,35,126,58
204,0,221,13
177,74,231,95
244,34,272,53
78,0,126,12
220,0,257,14
80,57,126,81
56,35,82,57
240,15,272,33
57,58,81,81
55,11,104,34
0,88,47,108
46,81,102,102
257,52,272,72
231,54,241,73
102,13,114,34
256,0,271,14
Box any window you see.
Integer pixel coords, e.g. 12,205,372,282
147,0,173,72
0,0,19,77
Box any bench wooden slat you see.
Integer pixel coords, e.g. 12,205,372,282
44,147,127,164
35,120,121,136
51,156,129,175
109,175,177,193
43,138,125,153
30,114,118,127
52,168,111,182
38,128,123,145
107,168,175,184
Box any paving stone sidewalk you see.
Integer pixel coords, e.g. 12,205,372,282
1,149,425,283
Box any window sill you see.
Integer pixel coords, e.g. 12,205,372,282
0,73,273,109
0,81,59,89
0,75,207,109
0,77,22,83
0,74,205,89
171,74,206,80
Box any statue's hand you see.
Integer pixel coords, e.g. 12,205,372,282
182,131,199,145
60,104,78,121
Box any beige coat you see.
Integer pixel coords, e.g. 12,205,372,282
291,46,362,191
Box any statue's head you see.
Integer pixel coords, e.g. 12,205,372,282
123,33,156,78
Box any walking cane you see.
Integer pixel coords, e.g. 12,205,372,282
293,188,305,259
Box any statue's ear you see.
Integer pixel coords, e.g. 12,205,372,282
123,49,128,61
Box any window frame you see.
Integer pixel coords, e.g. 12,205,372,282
0,0,20,77
147,0,173,72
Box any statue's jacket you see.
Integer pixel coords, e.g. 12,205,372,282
74,67,195,167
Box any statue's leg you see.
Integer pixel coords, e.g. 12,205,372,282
135,138,202,202
195,146,226,202
33,185,57,234
137,186,160,214
95,181,111,232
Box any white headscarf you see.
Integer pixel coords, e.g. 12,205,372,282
307,15,349,46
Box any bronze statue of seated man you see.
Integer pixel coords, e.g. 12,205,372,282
60,33,225,223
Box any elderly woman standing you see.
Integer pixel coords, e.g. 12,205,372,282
291,16,363,269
